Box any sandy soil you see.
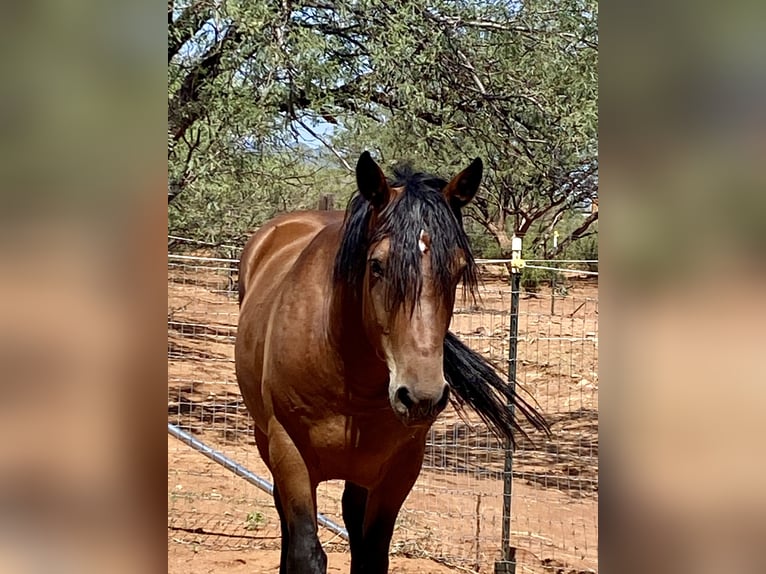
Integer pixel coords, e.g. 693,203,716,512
168,257,598,573
168,546,464,574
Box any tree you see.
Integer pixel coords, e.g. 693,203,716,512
167,0,598,255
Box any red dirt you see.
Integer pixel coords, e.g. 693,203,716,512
168,259,598,573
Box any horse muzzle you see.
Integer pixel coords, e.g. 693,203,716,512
390,382,450,425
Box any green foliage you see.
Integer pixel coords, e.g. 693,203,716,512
562,226,599,272
465,219,503,259
520,266,554,293
168,0,598,253
168,148,352,246
244,511,266,531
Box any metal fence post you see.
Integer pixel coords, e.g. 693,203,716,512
495,236,523,574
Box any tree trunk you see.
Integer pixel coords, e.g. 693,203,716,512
487,220,513,257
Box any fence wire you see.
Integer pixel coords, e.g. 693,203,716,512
167,242,598,573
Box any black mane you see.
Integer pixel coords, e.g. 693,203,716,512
333,162,478,313
332,159,549,445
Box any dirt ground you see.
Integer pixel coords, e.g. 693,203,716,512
168,257,598,573
168,546,463,574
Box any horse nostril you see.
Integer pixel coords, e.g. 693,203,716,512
396,386,415,410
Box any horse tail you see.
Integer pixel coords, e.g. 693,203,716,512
443,331,550,447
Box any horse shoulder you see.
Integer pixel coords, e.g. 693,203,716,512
239,211,342,304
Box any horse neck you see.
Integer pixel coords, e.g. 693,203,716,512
328,282,389,389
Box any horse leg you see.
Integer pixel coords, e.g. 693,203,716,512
267,422,326,574
357,450,425,574
273,488,290,574
254,429,290,574
341,481,368,574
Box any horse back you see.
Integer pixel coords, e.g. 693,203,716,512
238,210,343,307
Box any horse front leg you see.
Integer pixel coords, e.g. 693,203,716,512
342,481,368,573
272,487,290,574
353,446,425,574
254,429,291,574
266,421,326,574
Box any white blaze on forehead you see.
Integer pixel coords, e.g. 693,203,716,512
418,229,429,253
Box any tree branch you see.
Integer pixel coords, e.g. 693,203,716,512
294,117,353,173
550,211,599,257
168,1,214,63
168,23,242,143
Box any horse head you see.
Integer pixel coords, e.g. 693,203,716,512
337,151,483,425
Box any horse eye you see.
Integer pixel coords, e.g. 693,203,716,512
369,259,384,279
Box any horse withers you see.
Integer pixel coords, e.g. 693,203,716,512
235,152,547,574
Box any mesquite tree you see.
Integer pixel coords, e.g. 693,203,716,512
168,0,597,254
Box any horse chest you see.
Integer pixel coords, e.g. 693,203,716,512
308,415,426,486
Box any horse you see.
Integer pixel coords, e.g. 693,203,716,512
235,152,548,574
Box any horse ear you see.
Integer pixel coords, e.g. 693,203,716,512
444,158,483,209
356,151,391,209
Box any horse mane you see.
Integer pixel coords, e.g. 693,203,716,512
333,162,478,315
333,160,549,444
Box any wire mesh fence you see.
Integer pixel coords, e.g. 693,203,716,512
167,241,598,573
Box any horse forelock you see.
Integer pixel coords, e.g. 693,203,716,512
333,163,478,312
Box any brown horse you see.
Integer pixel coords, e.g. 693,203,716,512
235,152,548,574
